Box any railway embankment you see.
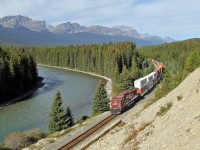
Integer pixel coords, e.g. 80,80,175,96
87,67,200,150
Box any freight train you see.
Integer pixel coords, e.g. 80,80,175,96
110,59,164,114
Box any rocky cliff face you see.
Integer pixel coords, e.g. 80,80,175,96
51,22,87,33
0,15,47,31
0,15,175,43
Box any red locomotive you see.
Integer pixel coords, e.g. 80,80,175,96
110,88,139,114
110,59,163,114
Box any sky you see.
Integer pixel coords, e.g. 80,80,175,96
0,0,199,40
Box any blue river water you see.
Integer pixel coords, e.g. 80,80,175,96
0,66,101,142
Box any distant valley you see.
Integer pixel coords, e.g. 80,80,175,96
0,15,175,47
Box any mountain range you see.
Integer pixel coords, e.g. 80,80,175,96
0,15,175,47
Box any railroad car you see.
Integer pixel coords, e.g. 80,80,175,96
110,59,164,114
134,76,148,96
153,67,162,80
110,88,138,114
147,72,154,90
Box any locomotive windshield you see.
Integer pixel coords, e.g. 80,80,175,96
112,97,122,100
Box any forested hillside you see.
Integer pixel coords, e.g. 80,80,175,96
0,46,39,103
137,38,200,99
32,42,153,94
2,38,198,104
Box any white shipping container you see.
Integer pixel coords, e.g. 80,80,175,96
147,72,154,82
134,77,147,89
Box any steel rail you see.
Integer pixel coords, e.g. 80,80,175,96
59,114,116,150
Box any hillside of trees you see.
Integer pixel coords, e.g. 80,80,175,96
137,38,200,99
31,42,154,94
1,38,198,104
0,46,39,103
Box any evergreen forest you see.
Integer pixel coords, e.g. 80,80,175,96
32,42,154,95
1,39,200,105
32,39,200,100
137,38,200,99
0,46,39,103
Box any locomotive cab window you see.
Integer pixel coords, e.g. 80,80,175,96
112,98,122,100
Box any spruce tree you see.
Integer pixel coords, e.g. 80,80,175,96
119,65,133,91
92,80,109,114
130,55,140,80
184,51,200,73
66,107,74,127
48,91,68,133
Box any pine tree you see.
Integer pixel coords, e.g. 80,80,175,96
184,51,200,73
48,91,68,133
119,65,133,91
130,55,140,82
92,80,109,114
66,107,74,127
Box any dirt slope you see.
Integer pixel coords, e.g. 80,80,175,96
88,67,200,150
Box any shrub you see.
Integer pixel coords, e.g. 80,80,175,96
81,115,88,121
3,129,45,150
124,130,138,145
24,128,45,143
0,143,11,150
177,95,183,101
156,102,173,116
137,122,152,132
123,122,151,145
4,132,29,150
118,122,126,127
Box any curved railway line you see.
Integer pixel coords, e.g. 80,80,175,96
59,114,116,150
58,59,164,150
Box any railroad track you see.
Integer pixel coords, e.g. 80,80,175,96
59,114,116,150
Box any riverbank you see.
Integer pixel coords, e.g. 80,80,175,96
0,77,44,108
37,64,113,99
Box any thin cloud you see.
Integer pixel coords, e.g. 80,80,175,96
0,0,199,40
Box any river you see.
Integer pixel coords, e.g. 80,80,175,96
0,66,101,142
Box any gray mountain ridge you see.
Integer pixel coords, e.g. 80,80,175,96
0,15,176,47
0,15,175,43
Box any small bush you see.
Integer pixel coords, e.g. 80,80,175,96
118,122,126,127
24,128,45,143
156,102,173,116
0,143,11,150
81,115,88,121
4,132,29,150
76,116,89,124
123,130,138,144
137,122,152,132
177,95,183,101
123,122,151,145
3,129,45,150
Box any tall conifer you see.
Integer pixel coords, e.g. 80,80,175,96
66,107,74,127
48,91,68,133
92,80,109,114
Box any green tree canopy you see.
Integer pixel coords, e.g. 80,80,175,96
66,107,74,127
48,91,68,133
184,51,200,73
0,46,38,102
92,80,109,114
